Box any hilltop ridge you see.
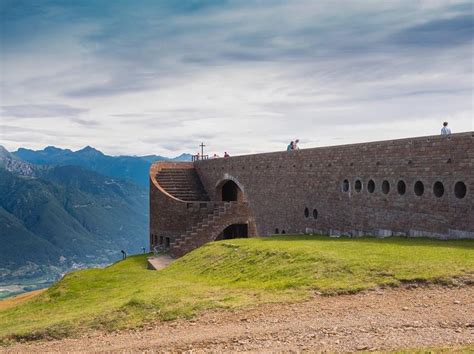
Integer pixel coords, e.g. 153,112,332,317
13,146,192,188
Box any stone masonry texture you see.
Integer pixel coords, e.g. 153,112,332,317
150,132,474,257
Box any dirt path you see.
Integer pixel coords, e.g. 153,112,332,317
4,285,474,353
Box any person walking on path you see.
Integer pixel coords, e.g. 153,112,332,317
441,122,451,136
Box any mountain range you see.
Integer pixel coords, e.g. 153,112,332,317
14,146,192,188
0,145,190,298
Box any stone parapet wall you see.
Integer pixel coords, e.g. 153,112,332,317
194,132,474,239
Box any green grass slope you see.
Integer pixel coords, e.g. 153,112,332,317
0,236,473,342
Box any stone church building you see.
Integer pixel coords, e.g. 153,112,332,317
150,132,473,257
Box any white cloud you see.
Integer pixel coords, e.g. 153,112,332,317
0,0,472,156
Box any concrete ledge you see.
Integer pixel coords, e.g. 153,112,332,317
147,255,174,270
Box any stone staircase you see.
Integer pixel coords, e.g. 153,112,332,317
171,201,249,257
155,168,209,201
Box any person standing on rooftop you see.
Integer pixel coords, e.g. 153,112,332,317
293,139,300,150
441,122,451,136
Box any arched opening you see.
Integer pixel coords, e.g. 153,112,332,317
220,180,243,202
313,208,318,219
217,224,248,240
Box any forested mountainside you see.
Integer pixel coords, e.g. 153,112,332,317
0,150,148,291
1,145,192,297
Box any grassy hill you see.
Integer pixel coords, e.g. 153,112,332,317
0,235,472,343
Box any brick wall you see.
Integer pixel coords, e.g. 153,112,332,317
150,133,473,255
192,132,474,239
149,161,217,250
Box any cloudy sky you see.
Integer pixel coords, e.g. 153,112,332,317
0,0,473,157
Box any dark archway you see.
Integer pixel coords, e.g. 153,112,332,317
217,224,248,240
221,180,242,202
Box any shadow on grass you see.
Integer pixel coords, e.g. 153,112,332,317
258,235,474,250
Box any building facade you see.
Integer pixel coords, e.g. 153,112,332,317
150,132,474,257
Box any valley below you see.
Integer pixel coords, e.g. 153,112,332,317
0,260,111,300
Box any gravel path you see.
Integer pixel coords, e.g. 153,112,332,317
4,285,473,353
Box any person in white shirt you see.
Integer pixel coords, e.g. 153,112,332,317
441,122,451,136
293,139,300,150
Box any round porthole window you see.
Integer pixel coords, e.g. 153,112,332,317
414,181,424,196
382,180,390,194
342,179,350,192
355,180,362,193
433,181,444,198
397,180,406,195
454,181,467,199
367,180,375,193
